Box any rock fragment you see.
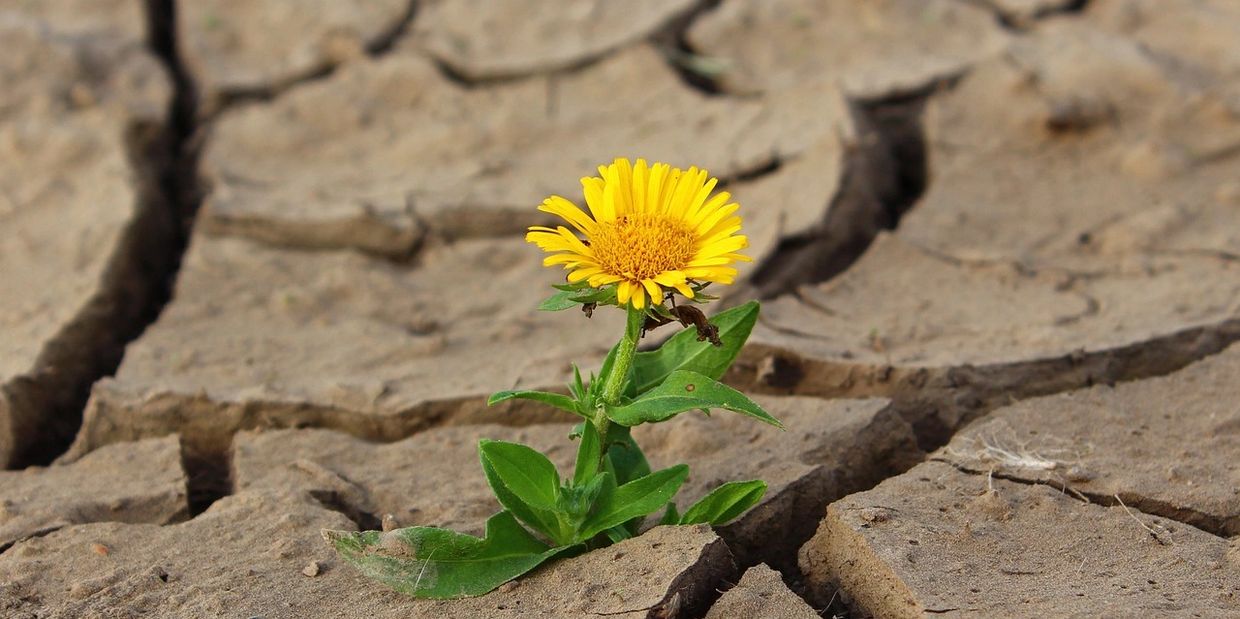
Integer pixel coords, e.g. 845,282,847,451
637,396,920,570
177,0,413,109
727,20,1240,443
799,461,1240,617
0,436,186,550
405,0,697,80
939,342,1240,536
233,424,572,537
1087,0,1240,102
0,490,733,618
704,564,818,619
68,234,625,464
0,13,174,466
900,21,1240,265
201,45,856,256
686,0,1008,97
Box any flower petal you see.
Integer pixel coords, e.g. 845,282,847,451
581,177,610,223
613,157,634,214
588,273,624,287
538,196,597,235
630,283,646,309
666,167,703,219
632,159,649,214
641,279,662,304
543,253,592,267
682,174,719,222
646,162,668,215
695,202,741,236
652,271,693,298
568,267,603,283
695,235,749,259
617,280,634,305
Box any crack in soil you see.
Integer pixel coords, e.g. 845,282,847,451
733,315,1240,451
181,434,230,517
961,0,1093,31
2,1,202,469
746,93,928,300
308,488,384,532
0,525,64,557
206,0,419,115
933,457,1238,538
1,121,177,468
75,387,573,515
651,0,726,96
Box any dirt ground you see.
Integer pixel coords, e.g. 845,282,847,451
2,0,1238,617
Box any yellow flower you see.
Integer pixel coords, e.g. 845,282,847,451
526,158,751,309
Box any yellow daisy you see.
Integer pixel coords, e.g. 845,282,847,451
526,158,751,310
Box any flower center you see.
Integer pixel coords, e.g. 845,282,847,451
591,214,697,281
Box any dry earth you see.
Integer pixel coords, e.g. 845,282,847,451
1,0,1239,618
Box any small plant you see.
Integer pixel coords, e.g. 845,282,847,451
324,158,782,599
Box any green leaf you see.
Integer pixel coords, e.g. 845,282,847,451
569,364,585,401
603,525,632,544
566,423,652,536
538,289,581,311
569,285,617,305
648,303,677,322
479,442,565,542
573,423,603,485
558,471,609,522
658,502,680,526
487,390,583,419
631,301,759,393
578,464,689,541
325,511,563,599
603,424,651,486
479,441,561,510
606,370,783,429
540,284,617,311
680,480,767,526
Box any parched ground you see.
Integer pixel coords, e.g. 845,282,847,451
1,0,1238,617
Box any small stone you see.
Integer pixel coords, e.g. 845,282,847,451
1065,465,1096,483
301,561,321,577
380,514,398,532
705,564,818,619
860,507,893,524
91,543,109,556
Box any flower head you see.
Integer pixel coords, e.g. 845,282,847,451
527,158,751,309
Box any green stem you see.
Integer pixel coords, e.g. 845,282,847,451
600,305,644,406
593,305,644,468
